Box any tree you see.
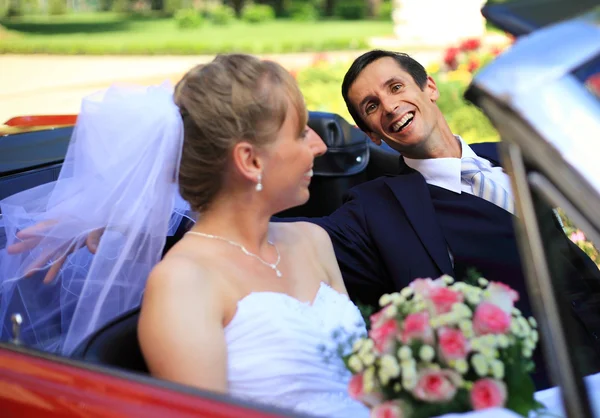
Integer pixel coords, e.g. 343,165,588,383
323,0,335,17
150,0,163,10
224,0,245,16
255,0,289,17
365,0,381,18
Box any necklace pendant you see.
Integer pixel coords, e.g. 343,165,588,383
275,269,283,278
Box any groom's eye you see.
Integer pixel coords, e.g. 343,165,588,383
391,83,403,93
365,103,377,115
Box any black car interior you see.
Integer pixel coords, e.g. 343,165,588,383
1,111,403,375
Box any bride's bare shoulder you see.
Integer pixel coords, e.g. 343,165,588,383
271,222,335,262
145,250,223,305
272,221,330,244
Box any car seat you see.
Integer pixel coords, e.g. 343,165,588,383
70,112,402,373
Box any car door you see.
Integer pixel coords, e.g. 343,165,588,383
0,342,300,418
467,6,600,417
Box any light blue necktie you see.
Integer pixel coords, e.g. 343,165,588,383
461,157,515,214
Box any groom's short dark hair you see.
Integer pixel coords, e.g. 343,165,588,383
341,50,428,133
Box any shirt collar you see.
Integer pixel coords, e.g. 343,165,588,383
403,136,472,194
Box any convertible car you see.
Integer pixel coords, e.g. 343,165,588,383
0,1,599,417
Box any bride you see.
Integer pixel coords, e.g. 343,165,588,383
0,54,369,417
139,54,369,417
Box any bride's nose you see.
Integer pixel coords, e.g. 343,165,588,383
307,128,327,157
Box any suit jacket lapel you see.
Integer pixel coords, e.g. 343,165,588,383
383,173,454,276
470,142,501,167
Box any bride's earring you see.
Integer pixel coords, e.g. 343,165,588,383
255,173,263,192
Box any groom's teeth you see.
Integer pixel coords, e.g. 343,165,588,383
306,169,314,177
392,112,414,132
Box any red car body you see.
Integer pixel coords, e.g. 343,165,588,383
0,344,287,418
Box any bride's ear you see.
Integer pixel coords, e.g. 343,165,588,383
231,141,264,184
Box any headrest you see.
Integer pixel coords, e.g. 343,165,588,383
308,111,370,177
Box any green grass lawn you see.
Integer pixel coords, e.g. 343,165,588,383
0,13,394,55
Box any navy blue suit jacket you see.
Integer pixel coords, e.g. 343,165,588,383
307,142,502,306
306,142,600,343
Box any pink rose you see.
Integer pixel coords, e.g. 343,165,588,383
348,372,383,408
370,401,406,418
369,318,398,354
349,373,365,402
486,282,519,313
473,302,511,335
429,287,463,314
438,327,469,361
401,312,434,344
410,278,435,297
370,310,387,330
470,378,507,410
413,368,462,402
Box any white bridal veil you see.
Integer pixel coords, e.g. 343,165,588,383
0,82,192,355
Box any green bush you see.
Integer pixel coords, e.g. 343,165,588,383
208,4,235,25
289,3,318,21
99,0,112,11
48,0,68,15
377,1,393,21
111,0,131,13
241,4,275,24
334,0,366,20
6,6,21,17
434,78,499,143
163,0,185,17
6,0,38,16
174,9,203,29
296,62,353,121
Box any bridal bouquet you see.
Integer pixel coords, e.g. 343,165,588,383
344,275,543,418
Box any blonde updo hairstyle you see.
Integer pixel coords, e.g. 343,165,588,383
174,54,308,213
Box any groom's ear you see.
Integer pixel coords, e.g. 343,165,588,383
367,132,382,146
232,141,263,183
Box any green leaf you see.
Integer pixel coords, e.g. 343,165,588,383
355,301,376,327
463,268,483,286
408,389,471,418
503,353,538,416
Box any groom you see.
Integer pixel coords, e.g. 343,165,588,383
303,50,600,390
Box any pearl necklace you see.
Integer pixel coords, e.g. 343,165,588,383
185,231,283,278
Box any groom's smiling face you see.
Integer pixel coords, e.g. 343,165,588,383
347,57,441,155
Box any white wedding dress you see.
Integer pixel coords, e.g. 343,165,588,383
224,282,370,417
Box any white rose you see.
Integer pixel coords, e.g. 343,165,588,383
454,359,469,374
490,359,505,379
348,355,364,373
380,355,401,378
472,354,489,377
397,346,413,361
419,345,435,362
379,294,392,307
384,304,398,318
